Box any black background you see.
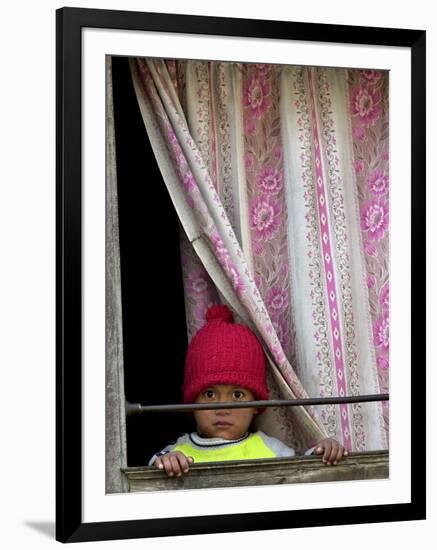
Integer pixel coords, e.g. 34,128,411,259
111,56,194,466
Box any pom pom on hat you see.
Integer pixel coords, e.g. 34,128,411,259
183,304,269,404
206,304,234,323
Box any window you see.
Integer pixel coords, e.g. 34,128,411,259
109,56,389,492
112,56,193,466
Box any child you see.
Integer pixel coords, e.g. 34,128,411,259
149,304,347,477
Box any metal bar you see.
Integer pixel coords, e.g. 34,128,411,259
126,393,389,416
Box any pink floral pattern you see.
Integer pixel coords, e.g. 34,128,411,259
360,199,389,241
186,268,210,296
244,153,255,170
374,315,389,349
243,74,272,119
349,68,389,436
182,171,197,193
210,229,245,297
364,240,378,257
273,145,283,160
250,194,282,240
367,274,376,289
380,283,389,312
352,125,366,140
353,160,364,174
272,319,288,349
266,286,289,315
256,165,283,194
377,356,389,370
350,86,381,127
368,169,389,197
360,70,383,85
242,62,298,381
179,233,220,340
244,117,257,135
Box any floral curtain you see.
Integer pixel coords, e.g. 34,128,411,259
349,70,390,438
128,58,389,453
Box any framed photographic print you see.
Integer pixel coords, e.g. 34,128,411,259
56,6,426,543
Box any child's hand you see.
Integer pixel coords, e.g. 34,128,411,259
314,438,348,466
155,451,194,477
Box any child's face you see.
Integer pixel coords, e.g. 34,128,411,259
193,384,259,440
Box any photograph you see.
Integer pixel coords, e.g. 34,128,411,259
107,55,390,494
2,0,434,549
56,6,425,543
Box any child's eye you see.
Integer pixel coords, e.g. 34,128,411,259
233,390,245,399
204,390,215,399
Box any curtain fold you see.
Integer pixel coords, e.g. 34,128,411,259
128,57,389,452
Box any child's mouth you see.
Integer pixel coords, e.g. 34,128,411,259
213,421,232,427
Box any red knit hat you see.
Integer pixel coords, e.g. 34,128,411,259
183,304,269,404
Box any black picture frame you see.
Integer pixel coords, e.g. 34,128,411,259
56,6,426,543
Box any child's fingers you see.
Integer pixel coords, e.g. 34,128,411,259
169,454,182,477
162,455,177,477
178,454,191,474
327,442,338,465
321,441,331,463
160,456,172,476
157,453,193,477
334,445,345,465
154,456,164,470
316,439,348,465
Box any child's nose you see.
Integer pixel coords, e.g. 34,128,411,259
216,396,232,413
214,392,228,403
216,408,231,416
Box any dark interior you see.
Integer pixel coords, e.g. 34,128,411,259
111,56,194,466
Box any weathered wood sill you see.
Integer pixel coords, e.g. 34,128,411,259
122,450,388,492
